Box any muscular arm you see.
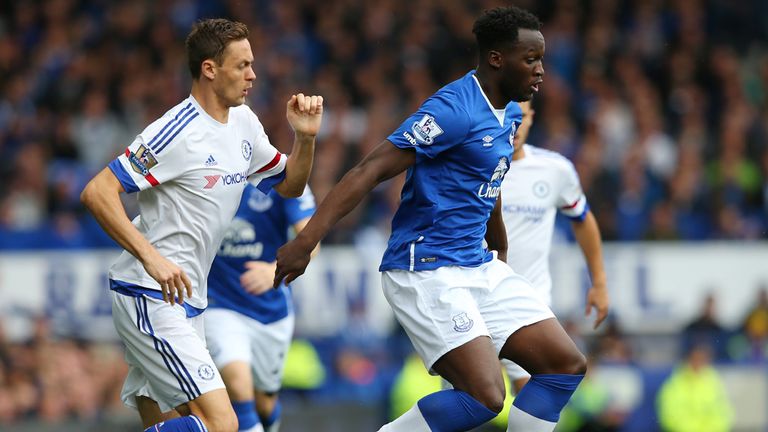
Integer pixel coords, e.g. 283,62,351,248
274,94,323,198
485,196,508,263
571,210,609,328
274,140,415,285
80,168,191,304
274,133,315,198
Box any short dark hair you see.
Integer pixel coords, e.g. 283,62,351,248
472,6,542,53
185,18,249,80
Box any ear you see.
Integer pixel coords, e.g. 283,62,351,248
201,59,216,81
487,50,503,70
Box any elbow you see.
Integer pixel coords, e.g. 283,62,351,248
276,183,303,198
80,182,94,209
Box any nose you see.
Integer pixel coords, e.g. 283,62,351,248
247,66,256,81
534,62,544,78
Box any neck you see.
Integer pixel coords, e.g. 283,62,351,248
474,68,507,109
512,144,526,161
191,82,229,123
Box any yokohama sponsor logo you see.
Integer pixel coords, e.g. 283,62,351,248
203,170,249,189
204,175,221,189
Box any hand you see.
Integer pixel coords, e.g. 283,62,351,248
142,253,192,306
273,237,315,288
240,261,277,295
286,93,324,137
585,284,609,329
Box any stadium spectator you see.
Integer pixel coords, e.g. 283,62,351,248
656,344,733,432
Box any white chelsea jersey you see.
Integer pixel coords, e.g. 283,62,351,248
500,144,587,305
107,95,286,309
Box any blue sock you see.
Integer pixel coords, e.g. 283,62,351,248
233,400,260,431
145,415,207,432
260,400,281,429
416,389,497,431
512,374,584,422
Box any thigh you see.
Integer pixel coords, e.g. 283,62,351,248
500,317,585,375
382,269,490,373
204,308,252,369
249,313,295,393
431,335,505,397
112,293,225,412
480,260,556,354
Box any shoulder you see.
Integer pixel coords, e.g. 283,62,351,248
141,98,203,153
526,145,576,171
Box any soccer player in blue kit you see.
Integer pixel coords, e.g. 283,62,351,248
274,6,586,432
205,183,317,432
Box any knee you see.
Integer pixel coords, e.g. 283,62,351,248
559,350,587,376
470,385,506,414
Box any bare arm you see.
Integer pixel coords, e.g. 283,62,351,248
274,94,323,198
571,210,609,329
485,196,508,263
80,168,191,304
274,141,416,286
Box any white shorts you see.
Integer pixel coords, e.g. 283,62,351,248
111,292,225,412
382,259,554,373
204,308,295,393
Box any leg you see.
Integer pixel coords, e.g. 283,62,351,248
254,391,280,432
500,319,586,432
137,396,180,429
480,261,586,432
378,269,504,431
500,359,530,395
113,294,237,432
219,361,262,432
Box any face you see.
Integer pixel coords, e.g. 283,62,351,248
209,38,256,107
498,29,545,102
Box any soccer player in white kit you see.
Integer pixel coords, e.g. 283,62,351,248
80,19,323,432
500,101,609,394
276,7,588,432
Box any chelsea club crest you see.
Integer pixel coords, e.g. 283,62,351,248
241,140,252,161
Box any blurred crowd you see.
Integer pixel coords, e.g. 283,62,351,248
0,318,129,426
1,0,768,248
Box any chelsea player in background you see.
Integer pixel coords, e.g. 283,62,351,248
275,7,586,432
500,101,609,395
205,183,317,432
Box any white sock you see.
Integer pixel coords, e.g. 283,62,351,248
264,419,279,432
241,423,264,432
507,405,556,432
378,404,431,432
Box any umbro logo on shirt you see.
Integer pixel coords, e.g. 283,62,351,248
482,135,493,147
205,154,217,166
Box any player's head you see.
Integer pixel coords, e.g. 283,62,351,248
186,18,255,107
473,6,544,102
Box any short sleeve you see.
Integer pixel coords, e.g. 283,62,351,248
246,113,287,193
108,133,188,193
556,160,589,221
283,185,316,225
386,92,471,159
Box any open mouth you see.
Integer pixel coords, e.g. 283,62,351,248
530,81,543,93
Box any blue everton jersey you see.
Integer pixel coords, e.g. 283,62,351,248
380,71,522,272
207,183,316,323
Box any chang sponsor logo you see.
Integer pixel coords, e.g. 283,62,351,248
477,157,509,199
218,218,264,258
